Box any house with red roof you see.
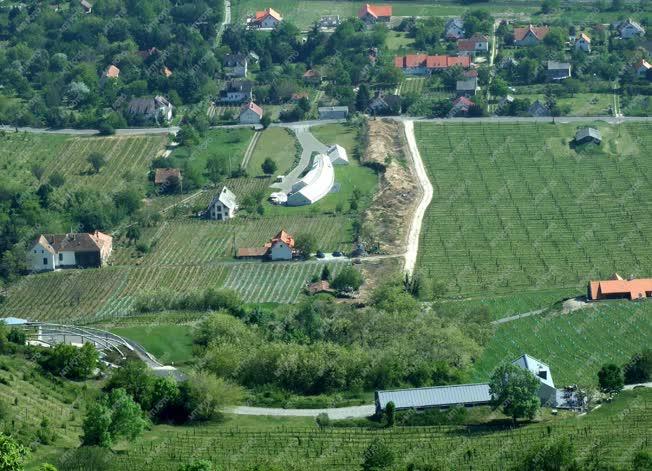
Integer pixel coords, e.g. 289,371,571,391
252,7,283,28
457,34,489,56
28,231,112,271
513,25,550,46
358,4,392,24
394,54,471,75
237,230,295,260
239,101,264,124
303,69,322,84
588,274,652,301
449,96,474,117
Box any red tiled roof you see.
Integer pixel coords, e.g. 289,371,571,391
104,65,120,78
255,7,282,21
589,276,652,300
578,32,591,42
463,69,479,78
358,4,392,19
308,280,334,294
452,96,473,107
457,39,476,51
426,55,471,69
241,101,263,117
154,168,181,185
635,59,651,70
272,230,295,248
513,25,550,41
237,247,268,257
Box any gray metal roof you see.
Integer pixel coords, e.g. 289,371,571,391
547,60,571,71
456,78,478,91
210,186,237,209
376,383,491,410
575,127,601,142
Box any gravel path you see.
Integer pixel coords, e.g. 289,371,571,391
227,405,375,419
402,120,433,274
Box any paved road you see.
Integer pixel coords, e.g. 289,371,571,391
491,308,547,325
402,120,432,275
270,125,329,193
624,382,652,390
227,404,375,419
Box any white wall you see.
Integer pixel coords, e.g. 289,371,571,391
240,109,261,124
56,251,77,267
270,241,292,260
28,244,56,271
260,17,279,28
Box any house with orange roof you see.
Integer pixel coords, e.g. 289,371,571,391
575,32,591,52
100,65,120,85
303,69,322,84
252,7,283,28
588,274,652,301
358,4,392,24
457,34,489,56
513,25,550,46
394,54,471,75
239,101,263,124
237,230,295,260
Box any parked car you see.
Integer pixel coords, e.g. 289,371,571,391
316,251,325,258
353,258,362,264
332,251,342,257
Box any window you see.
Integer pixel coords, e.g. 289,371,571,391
33,250,37,254
43,258,48,265
59,253,63,261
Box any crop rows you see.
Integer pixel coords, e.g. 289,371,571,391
400,77,426,95
415,122,652,295
115,403,651,470
223,260,346,303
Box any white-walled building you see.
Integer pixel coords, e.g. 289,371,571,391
239,101,263,124
207,186,237,221
253,8,282,28
28,231,113,272
286,154,334,206
327,144,348,165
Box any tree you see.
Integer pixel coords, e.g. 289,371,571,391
48,172,65,188
331,267,363,292
384,401,395,427
126,226,142,245
261,157,277,175
632,451,652,471
81,402,112,447
521,438,576,471
206,156,227,184
39,342,99,380
163,175,181,194
489,363,540,422
624,349,652,384
178,461,213,471
185,374,244,422
598,364,624,393
31,165,45,181
320,265,331,281
105,360,154,410
356,83,370,112
260,113,272,129
294,233,317,258
541,0,560,13
362,439,394,471
82,388,147,448
87,152,107,174
0,433,29,470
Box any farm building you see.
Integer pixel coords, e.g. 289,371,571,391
80,0,92,13
574,127,601,145
237,230,295,261
394,55,471,75
154,168,181,186
444,18,465,40
239,101,263,124
318,106,349,120
513,25,550,46
286,154,335,206
588,274,652,301
575,32,591,52
456,78,479,97
375,354,577,414
357,4,392,24
303,69,322,84
616,18,645,39
547,61,572,81
307,280,335,295
251,7,283,28
28,231,113,272
127,96,174,122
207,186,237,221
219,79,253,103
327,144,349,165
223,54,248,77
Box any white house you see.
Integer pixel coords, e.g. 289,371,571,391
575,32,591,52
618,19,646,39
445,18,465,40
513,25,550,46
457,34,489,56
236,230,295,260
634,59,651,78
28,232,113,272
207,186,237,221
286,154,334,206
269,236,293,260
327,144,349,165
219,80,253,103
127,96,173,122
223,54,248,77
512,354,558,406
253,7,282,28
239,101,263,124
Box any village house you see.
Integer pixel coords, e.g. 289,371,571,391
28,231,112,272
457,34,489,56
154,168,182,186
444,18,465,40
547,61,572,81
357,4,392,25
528,99,550,117
498,95,514,109
127,96,173,122
237,230,295,261
449,96,474,117
219,79,253,103
368,91,401,115
223,53,248,77
513,25,550,46
317,15,341,29
100,65,120,84
162,66,173,78
318,106,349,120
588,274,652,301
239,101,263,124
456,77,479,97
80,0,92,13
616,18,646,39
394,54,471,75
574,127,602,145
303,69,322,84
575,32,591,52
207,186,237,221
252,7,283,28
634,59,651,78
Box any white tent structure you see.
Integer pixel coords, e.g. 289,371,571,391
286,154,334,206
327,144,348,165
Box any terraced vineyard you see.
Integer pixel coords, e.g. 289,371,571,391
400,77,426,95
472,300,652,386
114,390,651,470
415,122,652,295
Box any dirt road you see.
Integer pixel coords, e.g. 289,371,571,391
227,405,375,419
402,120,432,274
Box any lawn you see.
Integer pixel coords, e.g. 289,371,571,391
109,324,195,365
512,92,613,116
246,127,298,177
385,31,415,52
415,121,652,296
471,300,652,386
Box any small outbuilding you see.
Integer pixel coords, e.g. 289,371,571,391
318,106,349,120
326,144,349,165
574,127,601,145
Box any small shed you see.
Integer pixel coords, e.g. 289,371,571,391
327,144,348,165
574,127,601,145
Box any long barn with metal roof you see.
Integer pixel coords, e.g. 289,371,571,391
375,383,491,414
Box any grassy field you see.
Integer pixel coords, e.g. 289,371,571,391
415,121,652,296
0,132,166,191
385,31,415,51
109,324,195,365
512,92,614,117
109,389,651,470
399,77,427,95
472,300,652,386
247,128,298,177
